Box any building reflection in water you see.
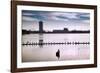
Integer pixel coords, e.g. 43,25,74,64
39,34,43,47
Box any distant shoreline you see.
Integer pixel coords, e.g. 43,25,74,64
22,30,90,34
22,32,90,34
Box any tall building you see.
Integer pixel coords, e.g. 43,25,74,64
39,21,43,33
39,21,43,47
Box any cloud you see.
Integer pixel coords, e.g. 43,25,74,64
51,12,78,19
22,10,90,23
22,16,38,22
22,12,35,16
78,13,90,20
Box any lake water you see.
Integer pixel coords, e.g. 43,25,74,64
22,34,90,62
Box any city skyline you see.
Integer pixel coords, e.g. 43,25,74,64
22,10,90,31
22,21,90,34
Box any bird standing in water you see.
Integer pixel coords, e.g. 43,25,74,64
56,49,60,60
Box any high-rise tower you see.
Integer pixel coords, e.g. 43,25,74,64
39,21,43,33
39,21,43,47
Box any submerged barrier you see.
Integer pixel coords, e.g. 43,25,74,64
22,41,90,46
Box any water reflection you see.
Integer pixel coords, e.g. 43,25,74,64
22,34,90,62
39,34,43,48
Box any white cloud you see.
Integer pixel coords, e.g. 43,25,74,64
50,12,78,19
82,20,90,23
22,16,38,21
22,13,36,16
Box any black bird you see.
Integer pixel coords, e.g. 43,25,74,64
56,49,60,60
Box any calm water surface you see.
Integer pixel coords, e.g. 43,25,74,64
22,34,90,62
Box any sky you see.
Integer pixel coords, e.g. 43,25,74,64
22,10,90,31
